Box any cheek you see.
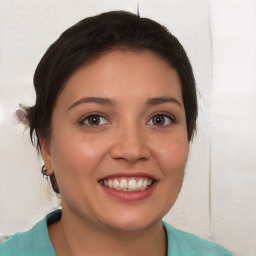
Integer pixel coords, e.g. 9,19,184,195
49,133,109,179
153,132,189,175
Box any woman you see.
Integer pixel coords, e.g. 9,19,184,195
0,11,233,256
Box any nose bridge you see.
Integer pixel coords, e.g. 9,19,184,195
110,119,150,162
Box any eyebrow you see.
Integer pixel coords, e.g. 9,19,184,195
67,96,182,111
68,97,115,110
147,97,183,109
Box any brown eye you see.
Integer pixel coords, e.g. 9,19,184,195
81,115,109,126
152,115,165,126
88,115,101,125
148,114,173,126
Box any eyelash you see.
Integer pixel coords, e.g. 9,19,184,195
78,113,175,127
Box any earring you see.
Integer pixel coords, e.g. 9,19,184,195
41,165,50,180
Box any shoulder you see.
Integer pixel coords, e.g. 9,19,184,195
162,221,234,256
0,212,58,256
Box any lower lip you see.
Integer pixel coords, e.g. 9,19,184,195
99,182,157,202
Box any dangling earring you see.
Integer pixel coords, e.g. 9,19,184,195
41,165,49,180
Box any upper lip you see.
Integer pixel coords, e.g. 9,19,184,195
98,172,159,181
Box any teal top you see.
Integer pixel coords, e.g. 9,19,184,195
0,210,234,256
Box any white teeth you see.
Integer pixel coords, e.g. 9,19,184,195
120,179,128,189
113,179,120,189
101,177,153,191
108,179,113,188
137,179,143,189
128,179,137,191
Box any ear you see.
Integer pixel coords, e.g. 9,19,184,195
40,138,54,175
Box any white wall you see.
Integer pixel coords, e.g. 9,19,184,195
1,1,256,255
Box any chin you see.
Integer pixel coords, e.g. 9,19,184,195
99,210,164,232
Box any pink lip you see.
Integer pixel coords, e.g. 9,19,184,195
99,172,158,181
98,172,158,202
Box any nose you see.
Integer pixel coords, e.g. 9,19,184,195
109,124,151,163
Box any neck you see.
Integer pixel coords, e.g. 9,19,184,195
48,208,167,256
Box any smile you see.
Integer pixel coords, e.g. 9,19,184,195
99,177,154,191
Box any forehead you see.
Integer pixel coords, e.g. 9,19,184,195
57,49,183,108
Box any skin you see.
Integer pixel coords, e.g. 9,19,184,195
41,49,189,255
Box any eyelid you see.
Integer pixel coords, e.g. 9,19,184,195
149,111,176,121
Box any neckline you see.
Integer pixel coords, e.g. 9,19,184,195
45,209,169,255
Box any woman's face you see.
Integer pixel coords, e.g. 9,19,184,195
42,49,188,231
